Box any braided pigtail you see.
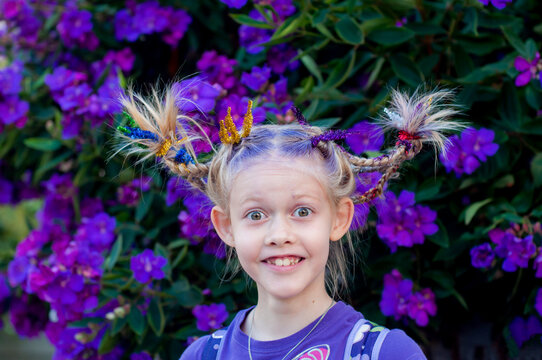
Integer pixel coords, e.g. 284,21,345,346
349,88,464,204
116,85,211,192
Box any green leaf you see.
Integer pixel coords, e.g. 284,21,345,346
68,317,103,328
416,178,442,203
174,286,203,307
424,270,454,289
112,316,127,336
135,192,153,222
531,153,542,188
451,288,469,310
427,220,449,248
300,54,323,84
389,54,424,86
368,28,414,46
464,198,493,225
311,9,328,25
98,328,116,355
501,26,527,58
105,235,123,271
147,298,165,336
128,306,146,336
229,14,273,29
24,138,62,151
406,23,446,35
271,15,303,40
335,16,364,44
311,117,341,128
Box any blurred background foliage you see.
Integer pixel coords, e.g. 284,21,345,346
0,0,542,359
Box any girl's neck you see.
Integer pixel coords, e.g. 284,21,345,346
243,290,334,341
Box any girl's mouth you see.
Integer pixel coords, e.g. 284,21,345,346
264,256,304,267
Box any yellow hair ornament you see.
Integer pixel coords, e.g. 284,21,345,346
157,138,173,157
241,100,253,138
219,101,254,144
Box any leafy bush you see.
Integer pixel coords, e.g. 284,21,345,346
0,0,541,358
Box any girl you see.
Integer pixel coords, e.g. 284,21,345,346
118,86,461,360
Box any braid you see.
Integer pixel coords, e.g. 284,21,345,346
115,84,213,193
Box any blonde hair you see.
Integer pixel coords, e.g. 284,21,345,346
116,84,463,298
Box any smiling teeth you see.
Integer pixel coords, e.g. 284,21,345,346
266,257,301,266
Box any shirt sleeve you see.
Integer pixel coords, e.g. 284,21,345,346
377,329,427,360
179,335,209,360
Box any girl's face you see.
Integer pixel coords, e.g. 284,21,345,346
211,157,354,303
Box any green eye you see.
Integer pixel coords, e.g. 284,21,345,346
295,207,312,217
248,211,263,221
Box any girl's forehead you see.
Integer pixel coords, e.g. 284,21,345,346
230,157,331,200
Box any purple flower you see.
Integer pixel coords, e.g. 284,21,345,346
494,234,536,272
80,198,104,218
395,17,407,27
376,191,438,251
241,65,271,92
255,0,296,19
9,295,48,338
130,352,153,360
350,172,380,230
239,10,272,54
440,127,499,177
0,96,29,127
0,63,23,96
345,121,384,154
133,1,169,34
478,0,513,9
0,274,10,301
197,50,238,90
104,48,135,73
470,243,495,269
8,256,31,287
509,315,542,348
166,178,191,206
514,52,541,87
192,303,228,331
162,8,192,47
75,212,117,252
535,288,542,317
261,77,292,115
407,289,437,327
267,44,300,74
379,269,412,319
130,249,167,283
534,250,542,278
0,177,14,204
114,9,140,41
174,78,220,113
220,0,248,8
56,8,98,50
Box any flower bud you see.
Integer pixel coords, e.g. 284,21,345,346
114,306,126,318
106,312,115,320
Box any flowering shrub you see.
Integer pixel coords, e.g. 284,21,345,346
1,0,542,359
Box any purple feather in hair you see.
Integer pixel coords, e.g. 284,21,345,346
311,128,359,147
292,106,309,126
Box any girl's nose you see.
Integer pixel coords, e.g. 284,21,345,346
264,216,296,246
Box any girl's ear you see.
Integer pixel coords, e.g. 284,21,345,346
210,206,235,247
330,197,355,241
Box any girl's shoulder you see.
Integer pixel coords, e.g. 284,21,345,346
179,335,208,360
371,328,427,360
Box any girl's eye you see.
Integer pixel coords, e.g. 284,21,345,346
294,207,312,217
247,211,264,221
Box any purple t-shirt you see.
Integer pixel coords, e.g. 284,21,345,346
180,301,426,360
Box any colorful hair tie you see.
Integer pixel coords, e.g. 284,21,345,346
219,100,253,144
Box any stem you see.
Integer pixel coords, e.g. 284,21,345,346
507,268,523,302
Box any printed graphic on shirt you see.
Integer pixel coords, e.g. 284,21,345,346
291,344,330,360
